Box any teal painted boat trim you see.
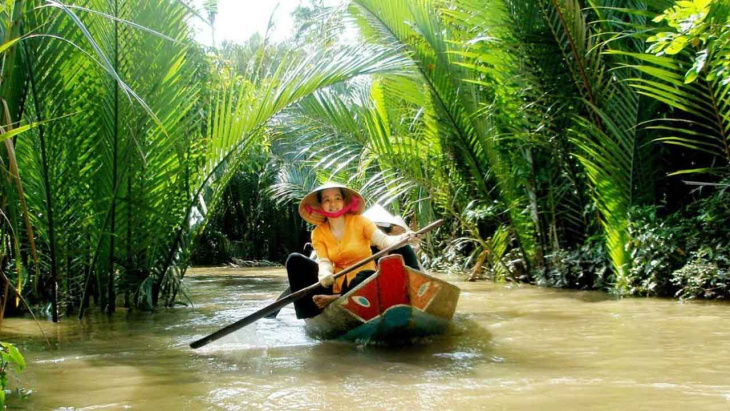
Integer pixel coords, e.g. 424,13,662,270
337,305,450,342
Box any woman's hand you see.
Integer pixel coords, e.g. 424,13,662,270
319,273,335,287
317,259,334,286
397,233,422,248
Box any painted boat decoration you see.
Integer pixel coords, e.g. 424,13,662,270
305,254,461,342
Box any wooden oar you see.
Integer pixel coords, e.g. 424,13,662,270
189,219,443,349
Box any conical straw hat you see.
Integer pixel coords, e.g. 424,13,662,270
362,204,412,232
298,182,366,226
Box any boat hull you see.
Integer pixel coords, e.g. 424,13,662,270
304,254,460,342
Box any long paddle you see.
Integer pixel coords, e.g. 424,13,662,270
189,219,443,349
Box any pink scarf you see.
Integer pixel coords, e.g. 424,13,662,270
305,196,360,219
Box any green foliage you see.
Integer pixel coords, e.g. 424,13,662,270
421,223,474,276
627,187,730,297
627,206,687,296
0,0,414,318
0,341,25,407
649,0,713,54
648,0,729,83
3,0,730,310
671,251,729,299
191,228,231,265
633,0,730,172
192,150,307,265
259,0,729,301
668,188,730,299
292,0,346,50
537,236,611,290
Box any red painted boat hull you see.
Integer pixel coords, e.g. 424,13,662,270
305,255,460,342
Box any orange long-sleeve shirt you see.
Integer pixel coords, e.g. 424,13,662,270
311,214,377,293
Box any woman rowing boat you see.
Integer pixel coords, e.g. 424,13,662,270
286,182,418,319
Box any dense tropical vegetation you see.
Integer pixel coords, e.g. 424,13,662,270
0,341,25,407
1,0,729,327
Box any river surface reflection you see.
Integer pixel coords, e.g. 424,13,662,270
2,266,730,410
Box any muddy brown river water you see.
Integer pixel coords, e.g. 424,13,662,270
2,267,730,410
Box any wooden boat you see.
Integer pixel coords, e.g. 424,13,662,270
305,254,461,342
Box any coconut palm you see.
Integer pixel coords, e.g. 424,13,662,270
345,0,545,275
293,0,671,292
